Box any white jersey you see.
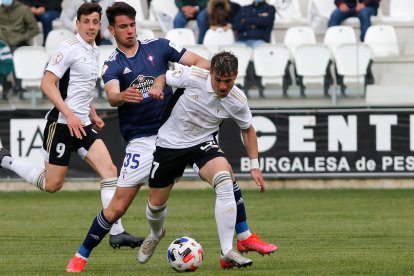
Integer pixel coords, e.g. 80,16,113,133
157,66,252,149
45,33,100,125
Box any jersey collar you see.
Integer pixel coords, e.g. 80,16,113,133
116,40,139,58
76,33,98,51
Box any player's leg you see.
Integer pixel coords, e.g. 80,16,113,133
137,184,172,264
0,122,71,192
138,146,186,264
198,155,252,268
194,161,278,255
81,137,144,249
66,185,141,272
226,164,278,255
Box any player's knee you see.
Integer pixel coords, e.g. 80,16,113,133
44,180,64,193
212,171,233,199
107,163,117,177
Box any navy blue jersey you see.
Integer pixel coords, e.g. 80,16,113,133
102,38,186,141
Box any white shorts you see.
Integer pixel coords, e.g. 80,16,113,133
117,135,156,188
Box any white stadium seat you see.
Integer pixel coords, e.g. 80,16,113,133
293,44,332,97
364,25,399,58
13,46,49,107
253,43,291,96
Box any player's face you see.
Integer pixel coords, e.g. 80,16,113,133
211,71,237,98
76,12,101,45
109,15,137,48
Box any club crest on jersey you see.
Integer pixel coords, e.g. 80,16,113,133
147,54,155,66
130,75,155,98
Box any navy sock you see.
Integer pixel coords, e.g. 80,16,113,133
78,210,112,258
233,182,249,234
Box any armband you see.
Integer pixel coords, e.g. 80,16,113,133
250,159,260,170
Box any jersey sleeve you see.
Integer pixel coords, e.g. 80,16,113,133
166,66,192,88
46,42,72,78
228,89,253,130
158,38,186,63
101,56,120,85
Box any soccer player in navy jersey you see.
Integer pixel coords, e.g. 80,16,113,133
65,2,275,272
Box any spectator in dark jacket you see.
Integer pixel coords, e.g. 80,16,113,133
328,0,380,41
22,0,63,45
232,0,275,48
174,0,208,44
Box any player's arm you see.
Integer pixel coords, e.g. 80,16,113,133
180,51,210,70
89,104,105,131
105,80,144,107
40,71,86,139
149,75,166,100
241,125,265,192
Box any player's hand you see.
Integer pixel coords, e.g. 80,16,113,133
251,168,265,193
122,87,144,103
91,115,105,131
66,113,86,139
149,85,164,100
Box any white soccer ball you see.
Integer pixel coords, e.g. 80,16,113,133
167,236,204,272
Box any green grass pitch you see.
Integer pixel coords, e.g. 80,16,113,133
1,189,414,275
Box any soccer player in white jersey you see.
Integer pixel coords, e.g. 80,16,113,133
0,2,143,252
138,51,268,268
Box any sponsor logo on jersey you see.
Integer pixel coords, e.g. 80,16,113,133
130,75,155,98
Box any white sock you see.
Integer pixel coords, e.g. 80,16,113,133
213,171,236,256
100,178,124,236
146,202,167,239
2,156,46,190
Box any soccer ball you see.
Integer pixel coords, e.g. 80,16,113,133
167,236,204,272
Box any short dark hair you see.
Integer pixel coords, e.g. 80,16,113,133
210,51,238,76
77,3,102,21
106,2,136,26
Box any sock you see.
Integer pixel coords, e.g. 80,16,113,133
100,178,124,236
146,201,167,239
77,210,112,259
233,181,251,241
2,156,46,190
213,171,236,255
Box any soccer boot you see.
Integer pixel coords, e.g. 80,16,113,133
220,248,253,269
66,256,87,273
137,227,165,264
109,231,145,249
0,148,11,168
237,233,278,255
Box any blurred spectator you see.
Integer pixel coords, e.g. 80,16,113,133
207,0,240,31
232,0,275,48
328,0,380,41
61,0,114,45
0,0,40,94
174,0,208,44
0,40,13,100
22,0,63,45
